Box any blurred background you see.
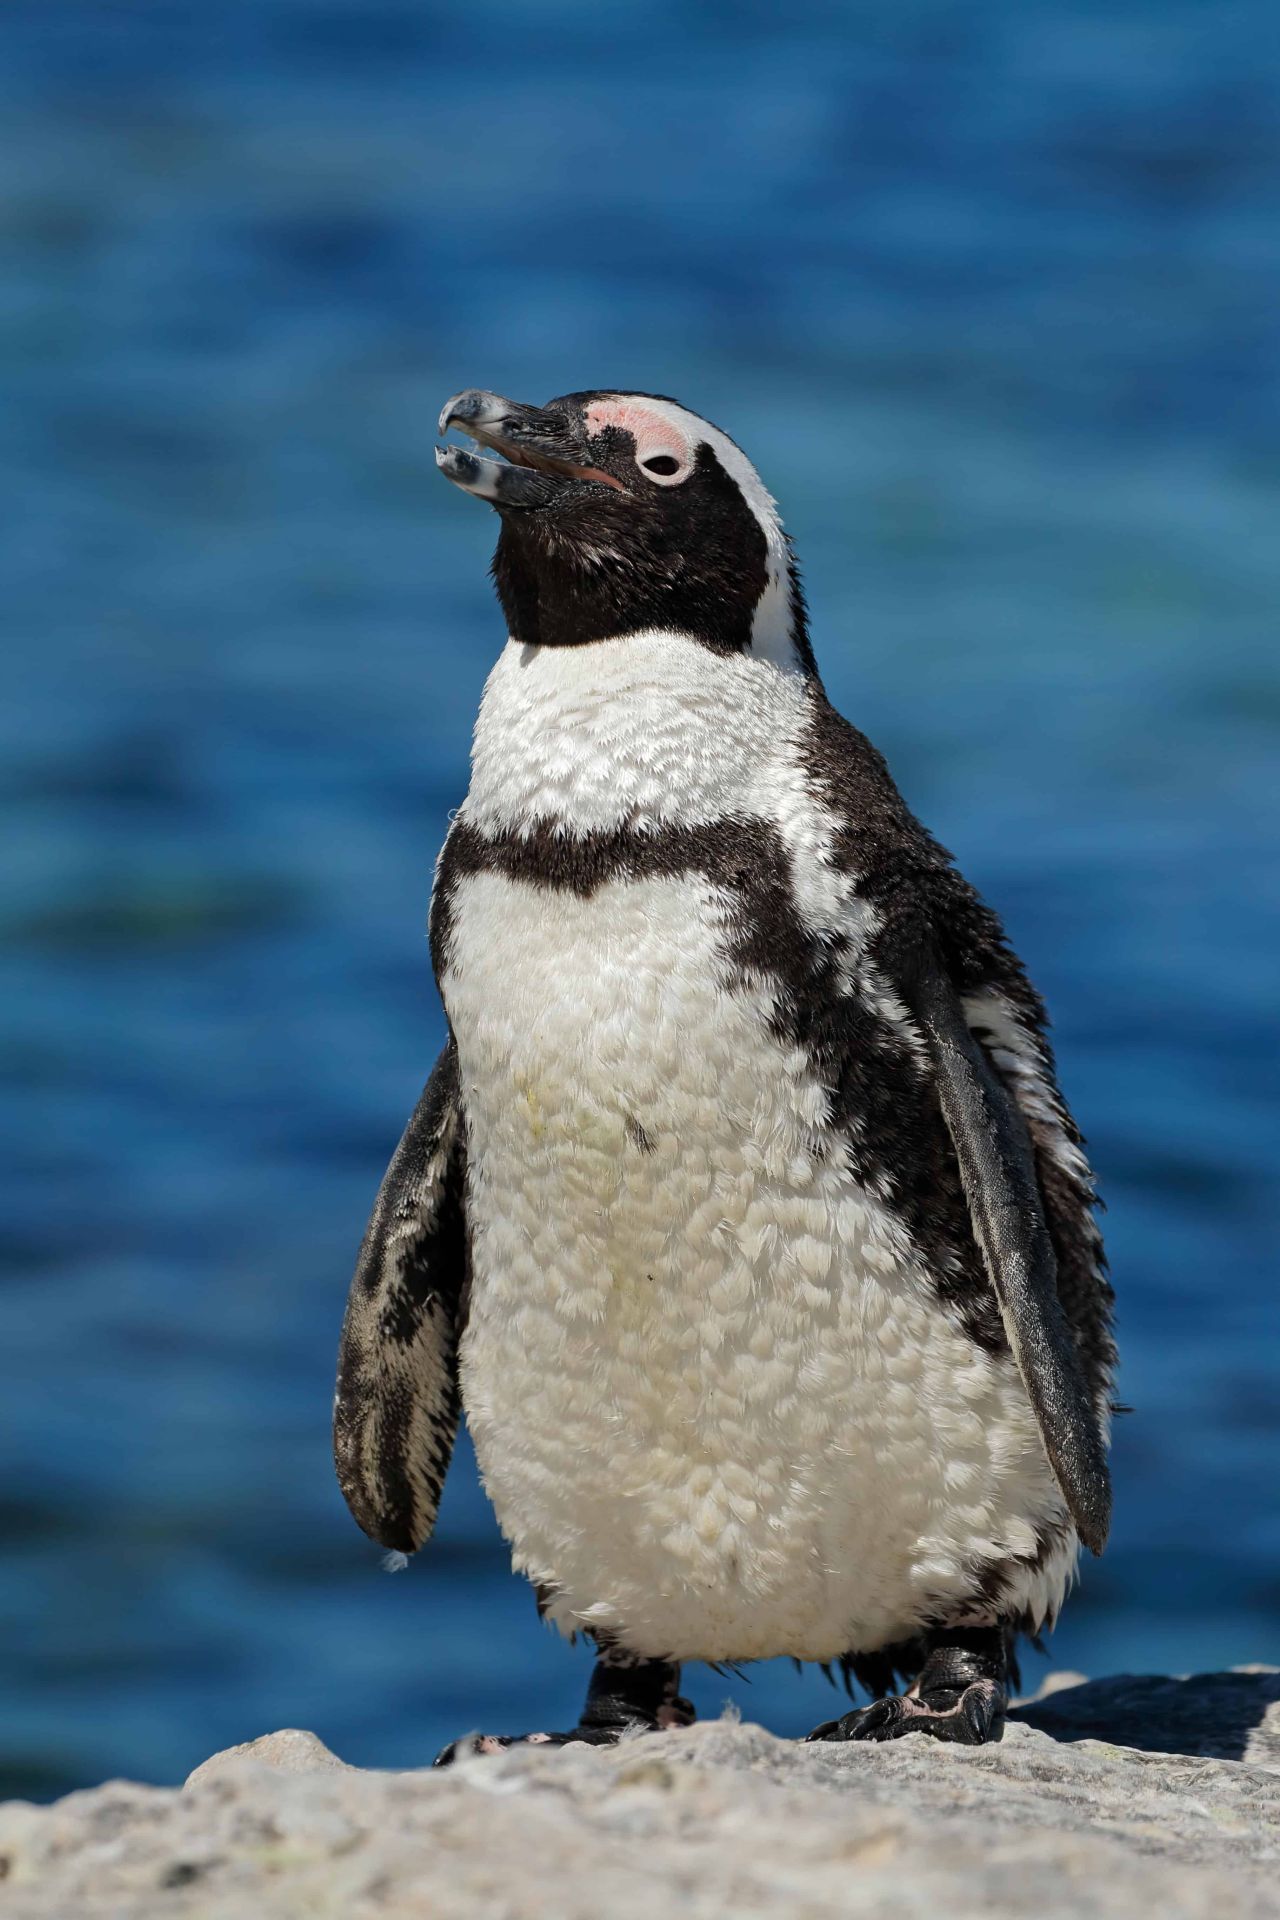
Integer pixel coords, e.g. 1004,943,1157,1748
2,0,1277,1802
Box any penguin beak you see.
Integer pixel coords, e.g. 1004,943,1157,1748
436,390,627,509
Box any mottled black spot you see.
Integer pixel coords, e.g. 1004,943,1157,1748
161,1863,207,1890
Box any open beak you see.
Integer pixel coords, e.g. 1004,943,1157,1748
435,390,627,509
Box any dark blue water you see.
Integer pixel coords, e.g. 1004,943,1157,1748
2,2,1277,1801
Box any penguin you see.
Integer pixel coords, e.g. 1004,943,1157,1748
334,388,1116,1758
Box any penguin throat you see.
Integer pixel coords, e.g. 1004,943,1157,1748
491,524,812,669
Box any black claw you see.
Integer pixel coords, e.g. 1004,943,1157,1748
861,1699,902,1740
959,1690,988,1743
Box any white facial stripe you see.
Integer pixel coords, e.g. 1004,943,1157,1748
591,394,800,671
599,396,785,555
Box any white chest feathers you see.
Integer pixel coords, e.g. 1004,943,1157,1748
464,630,814,834
439,635,1074,1661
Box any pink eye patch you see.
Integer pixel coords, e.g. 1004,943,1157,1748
585,399,693,478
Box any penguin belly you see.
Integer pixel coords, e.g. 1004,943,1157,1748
445,865,1073,1663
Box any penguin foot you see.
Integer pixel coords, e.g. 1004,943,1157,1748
433,1702,694,1769
434,1651,693,1767
435,1724,628,1766
806,1625,1010,1747
806,1676,1006,1746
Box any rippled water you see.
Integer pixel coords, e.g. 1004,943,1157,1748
2,2,1277,1800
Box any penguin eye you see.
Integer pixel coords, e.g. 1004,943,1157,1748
638,450,691,486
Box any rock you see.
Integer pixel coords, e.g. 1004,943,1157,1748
185,1728,353,1787
1016,1667,1280,1769
0,1671,1276,1918
1024,1667,1089,1699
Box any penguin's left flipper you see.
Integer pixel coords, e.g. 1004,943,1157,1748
910,960,1112,1555
333,1041,468,1556
806,1630,1008,1747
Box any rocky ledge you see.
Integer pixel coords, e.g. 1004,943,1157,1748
1,1671,1276,1918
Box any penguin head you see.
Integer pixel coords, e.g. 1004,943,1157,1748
436,389,811,671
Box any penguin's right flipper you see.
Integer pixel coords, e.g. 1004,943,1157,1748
910,961,1112,1555
333,1040,468,1555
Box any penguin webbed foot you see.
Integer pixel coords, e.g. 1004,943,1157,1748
806,1627,1009,1748
434,1653,694,1767
435,1723,631,1766
806,1676,1006,1746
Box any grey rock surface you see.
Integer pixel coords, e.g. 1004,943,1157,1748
0,1671,1276,1919
185,1727,356,1788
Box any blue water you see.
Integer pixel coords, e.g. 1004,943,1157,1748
2,2,1277,1801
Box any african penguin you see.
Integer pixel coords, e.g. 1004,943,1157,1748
334,388,1116,1756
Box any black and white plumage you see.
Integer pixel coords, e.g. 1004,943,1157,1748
334,389,1116,1753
